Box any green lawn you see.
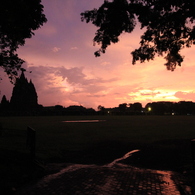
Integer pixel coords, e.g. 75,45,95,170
1,115,195,193
1,115,195,160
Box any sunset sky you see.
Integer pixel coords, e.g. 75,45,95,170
1,0,195,110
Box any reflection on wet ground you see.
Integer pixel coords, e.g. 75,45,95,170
17,150,193,195
106,149,140,168
62,120,106,123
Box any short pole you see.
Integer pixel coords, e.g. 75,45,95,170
0,123,2,137
26,126,36,159
191,139,195,183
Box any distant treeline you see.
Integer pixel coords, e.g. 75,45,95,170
2,72,194,116
1,100,195,116
98,101,195,116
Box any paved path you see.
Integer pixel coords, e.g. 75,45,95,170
17,151,194,195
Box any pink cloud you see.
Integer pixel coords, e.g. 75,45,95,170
70,47,78,50
52,47,61,52
175,91,195,101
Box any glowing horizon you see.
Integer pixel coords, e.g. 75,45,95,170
1,0,195,110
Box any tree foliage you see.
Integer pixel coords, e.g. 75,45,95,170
0,0,47,81
81,0,195,70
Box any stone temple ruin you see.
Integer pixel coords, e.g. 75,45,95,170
1,71,40,114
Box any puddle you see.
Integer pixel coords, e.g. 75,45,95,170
39,149,140,184
18,150,193,195
105,149,140,168
156,170,193,194
62,120,106,123
40,164,95,184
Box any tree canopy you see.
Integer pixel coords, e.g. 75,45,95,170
81,0,195,71
0,0,47,81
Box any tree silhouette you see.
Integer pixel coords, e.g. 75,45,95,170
118,103,127,113
0,0,47,81
81,0,195,70
129,102,142,112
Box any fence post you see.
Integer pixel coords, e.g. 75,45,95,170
0,123,2,137
26,126,36,159
191,139,195,182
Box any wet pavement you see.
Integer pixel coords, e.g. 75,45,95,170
17,151,194,195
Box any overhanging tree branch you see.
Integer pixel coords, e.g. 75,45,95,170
81,0,195,70
0,0,47,81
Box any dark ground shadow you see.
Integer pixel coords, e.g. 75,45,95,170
2,139,195,194
61,139,193,173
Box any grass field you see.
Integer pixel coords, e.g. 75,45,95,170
1,115,195,193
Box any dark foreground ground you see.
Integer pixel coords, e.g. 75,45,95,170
2,139,195,194
16,162,194,195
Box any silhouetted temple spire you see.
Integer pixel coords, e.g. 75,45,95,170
10,71,38,112
0,95,9,110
